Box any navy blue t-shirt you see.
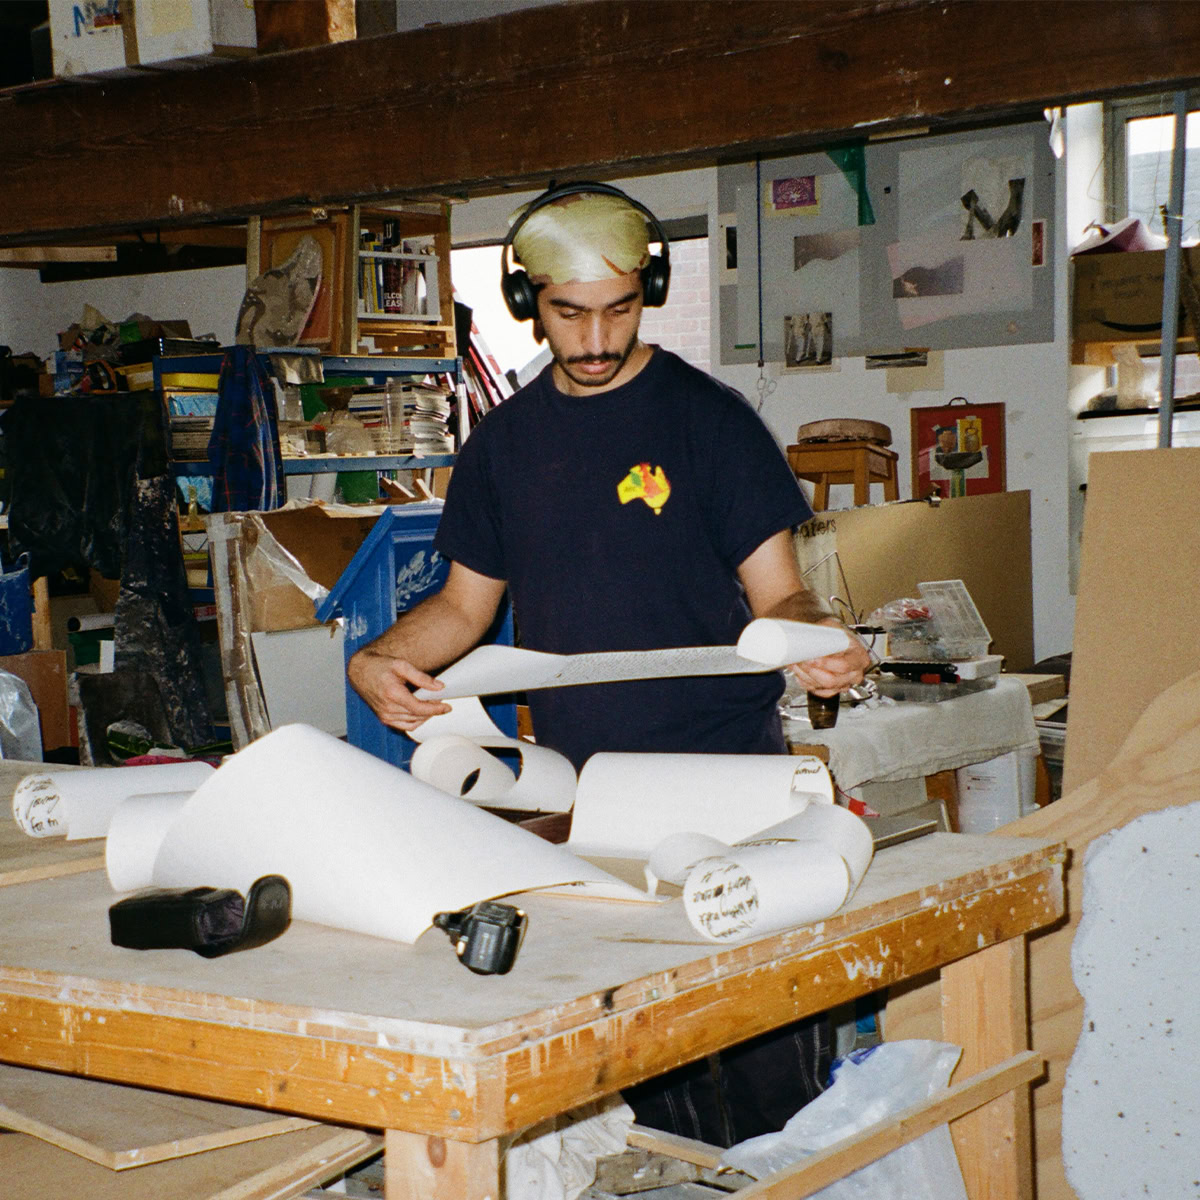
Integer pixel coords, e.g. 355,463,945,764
434,347,813,771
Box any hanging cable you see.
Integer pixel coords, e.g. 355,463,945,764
753,155,776,412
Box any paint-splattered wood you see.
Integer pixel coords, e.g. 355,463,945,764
0,761,105,887
0,832,1062,1142
885,669,1200,1200
0,1124,380,1200
0,1062,314,1169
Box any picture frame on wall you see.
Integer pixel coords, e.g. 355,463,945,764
910,398,1006,500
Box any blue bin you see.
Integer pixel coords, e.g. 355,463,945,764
316,503,516,769
0,553,34,656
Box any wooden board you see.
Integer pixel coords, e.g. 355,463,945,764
885,667,1200,1200
0,1063,315,1169
3,2,1200,242
0,832,1063,1142
0,761,105,887
1063,447,1200,795
0,1125,380,1200
0,651,70,751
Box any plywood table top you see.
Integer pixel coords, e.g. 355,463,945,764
0,831,1064,1143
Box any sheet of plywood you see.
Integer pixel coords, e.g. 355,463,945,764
0,1125,380,1200
0,761,105,886
0,650,70,750
885,667,1200,1200
0,1063,316,1169
1062,447,1200,795
796,490,1034,670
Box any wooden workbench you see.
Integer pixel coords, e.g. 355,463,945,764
0,820,1063,1198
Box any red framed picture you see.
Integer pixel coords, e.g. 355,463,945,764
910,399,1007,500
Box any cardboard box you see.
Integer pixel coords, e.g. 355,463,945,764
49,0,255,78
242,505,382,632
1071,248,1200,357
796,490,1035,671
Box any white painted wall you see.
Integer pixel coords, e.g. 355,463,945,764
0,264,245,359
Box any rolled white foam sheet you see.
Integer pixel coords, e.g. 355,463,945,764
736,618,851,666
570,752,832,859
681,802,874,942
107,723,649,944
12,761,216,841
106,791,194,892
409,733,576,813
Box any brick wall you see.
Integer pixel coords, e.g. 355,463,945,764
638,236,710,374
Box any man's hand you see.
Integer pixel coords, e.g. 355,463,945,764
346,649,451,732
788,618,872,697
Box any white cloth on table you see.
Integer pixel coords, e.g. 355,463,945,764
784,677,1039,791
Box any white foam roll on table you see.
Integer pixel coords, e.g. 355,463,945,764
569,753,832,858
11,762,216,841
123,724,650,944
681,803,874,942
409,734,577,814
105,792,194,892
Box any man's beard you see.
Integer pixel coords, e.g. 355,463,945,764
551,329,641,390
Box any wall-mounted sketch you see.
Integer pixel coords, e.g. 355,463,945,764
718,121,1055,364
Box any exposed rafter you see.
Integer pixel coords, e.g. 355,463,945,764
1,0,1198,244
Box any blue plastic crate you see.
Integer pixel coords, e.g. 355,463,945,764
316,503,516,768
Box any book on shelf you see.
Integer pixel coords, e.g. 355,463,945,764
165,390,219,461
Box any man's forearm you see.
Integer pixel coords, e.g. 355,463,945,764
360,590,488,674
755,585,836,626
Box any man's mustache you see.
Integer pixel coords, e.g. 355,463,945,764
566,353,622,364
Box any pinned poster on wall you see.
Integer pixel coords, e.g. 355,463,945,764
717,120,1055,365
910,397,1007,500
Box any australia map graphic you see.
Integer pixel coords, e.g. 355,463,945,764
617,463,671,513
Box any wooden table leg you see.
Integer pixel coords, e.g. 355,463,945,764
385,1130,501,1200
853,455,870,506
941,936,1034,1200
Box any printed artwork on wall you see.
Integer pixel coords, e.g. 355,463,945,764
910,398,1007,500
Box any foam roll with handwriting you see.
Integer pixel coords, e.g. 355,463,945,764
11,762,216,841
104,723,651,943
682,803,874,943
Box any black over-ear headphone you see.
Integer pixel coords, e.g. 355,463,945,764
500,181,672,322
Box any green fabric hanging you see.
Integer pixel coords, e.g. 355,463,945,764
826,144,875,227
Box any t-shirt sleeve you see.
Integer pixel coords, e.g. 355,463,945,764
431,419,508,581
707,392,813,567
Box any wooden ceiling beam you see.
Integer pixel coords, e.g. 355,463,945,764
1,0,1198,244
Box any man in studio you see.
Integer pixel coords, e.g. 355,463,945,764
348,182,870,1146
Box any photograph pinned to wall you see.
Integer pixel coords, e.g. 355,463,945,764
910,398,1006,500
766,174,819,217
784,312,833,369
794,228,861,271
718,212,738,284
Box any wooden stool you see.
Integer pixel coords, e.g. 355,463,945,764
787,439,899,510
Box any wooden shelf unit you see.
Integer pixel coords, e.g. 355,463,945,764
250,204,457,359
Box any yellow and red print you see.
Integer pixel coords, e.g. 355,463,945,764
617,462,671,513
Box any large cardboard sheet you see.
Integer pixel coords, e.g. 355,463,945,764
1063,447,1200,794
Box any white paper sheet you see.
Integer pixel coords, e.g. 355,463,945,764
680,803,874,942
414,619,851,701
104,724,651,943
569,753,832,858
12,762,216,841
